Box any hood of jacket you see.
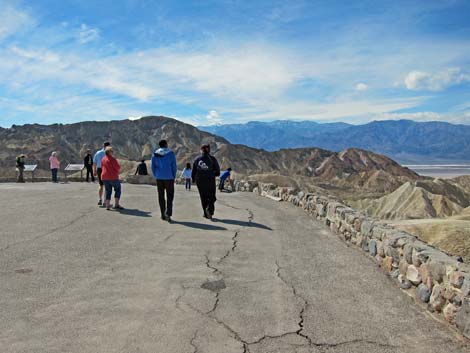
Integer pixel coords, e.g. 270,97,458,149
154,147,172,157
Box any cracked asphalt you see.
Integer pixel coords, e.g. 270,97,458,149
1,183,469,353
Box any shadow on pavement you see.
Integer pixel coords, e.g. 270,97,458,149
214,218,273,231
118,208,152,217
172,221,227,231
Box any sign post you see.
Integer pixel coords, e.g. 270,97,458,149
64,164,85,183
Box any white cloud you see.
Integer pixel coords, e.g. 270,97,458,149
205,110,222,124
0,4,32,41
404,68,470,91
78,24,100,44
221,96,425,122
355,83,368,91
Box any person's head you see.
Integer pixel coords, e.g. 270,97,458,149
227,167,232,172
105,146,113,156
19,154,25,159
87,149,91,154
141,159,145,163
103,141,111,148
159,140,168,148
51,151,57,157
186,162,191,169
201,144,210,154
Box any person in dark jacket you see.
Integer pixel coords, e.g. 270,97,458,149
83,150,94,182
16,155,26,183
135,160,148,175
151,140,177,222
192,144,220,219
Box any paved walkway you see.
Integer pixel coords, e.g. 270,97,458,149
1,183,469,353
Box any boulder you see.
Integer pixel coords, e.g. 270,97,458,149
444,303,459,325
399,259,408,276
456,299,470,339
406,265,422,285
382,256,394,272
368,240,377,257
449,271,465,289
430,284,446,312
403,243,414,264
417,283,431,303
427,262,446,284
398,274,412,289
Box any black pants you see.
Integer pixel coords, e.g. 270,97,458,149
156,179,175,217
85,166,94,182
51,168,58,183
196,178,217,215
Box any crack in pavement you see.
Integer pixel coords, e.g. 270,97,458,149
275,261,312,346
218,230,241,264
189,330,199,353
204,254,223,276
218,201,254,224
273,261,401,352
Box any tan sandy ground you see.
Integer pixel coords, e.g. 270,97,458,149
391,208,470,262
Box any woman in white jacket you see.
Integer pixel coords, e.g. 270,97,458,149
181,163,192,190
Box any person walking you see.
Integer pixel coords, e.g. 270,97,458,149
49,152,60,183
192,144,220,220
181,163,192,190
135,159,148,175
16,155,26,183
101,146,123,210
151,140,177,222
83,150,94,182
219,167,232,191
93,141,111,206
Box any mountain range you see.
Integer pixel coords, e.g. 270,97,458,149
200,119,470,163
0,116,417,193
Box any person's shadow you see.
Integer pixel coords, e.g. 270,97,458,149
213,218,272,231
172,221,227,231
117,208,152,217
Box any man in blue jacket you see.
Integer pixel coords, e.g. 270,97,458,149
151,140,177,222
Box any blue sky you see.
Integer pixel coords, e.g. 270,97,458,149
0,0,469,127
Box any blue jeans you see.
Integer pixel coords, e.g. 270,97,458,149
219,177,227,190
104,180,121,200
185,178,191,190
51,168,58,182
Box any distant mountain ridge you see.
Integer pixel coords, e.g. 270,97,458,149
0,116,418,193
200,119,470,163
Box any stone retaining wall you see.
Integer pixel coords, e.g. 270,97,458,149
233,180,470,338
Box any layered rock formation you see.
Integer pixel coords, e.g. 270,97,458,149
0,117,418,195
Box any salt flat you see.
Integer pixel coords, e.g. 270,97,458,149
1,183,469,353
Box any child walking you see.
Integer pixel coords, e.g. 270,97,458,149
181,163,192,190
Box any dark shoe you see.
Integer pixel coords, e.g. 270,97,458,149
98,200,103,206
204,208,212,220
114,205,124,210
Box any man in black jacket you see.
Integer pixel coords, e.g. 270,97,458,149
192,144,220,219
83,150,94,182
135,160,148,175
